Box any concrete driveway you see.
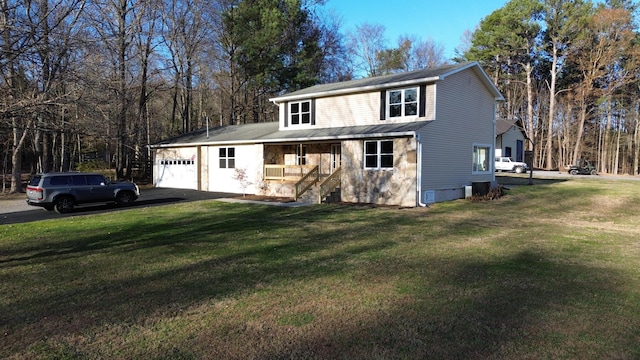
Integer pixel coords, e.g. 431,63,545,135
0,188,238,225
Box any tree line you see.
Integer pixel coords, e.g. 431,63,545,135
460,0,640,174
0,0,446,192
3,0,637,193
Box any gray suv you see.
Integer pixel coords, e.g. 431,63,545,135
26,172,140,213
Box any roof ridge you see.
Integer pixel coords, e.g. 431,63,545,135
271,62,479,102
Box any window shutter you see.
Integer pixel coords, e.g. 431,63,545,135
311,99,316,125
419,84,426,117
380,91,386,120
284,103,288,127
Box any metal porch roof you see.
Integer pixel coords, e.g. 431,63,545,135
150,121,430,148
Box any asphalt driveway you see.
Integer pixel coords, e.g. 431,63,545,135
0,188,238,225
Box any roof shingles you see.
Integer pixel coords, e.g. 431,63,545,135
151,121,429,147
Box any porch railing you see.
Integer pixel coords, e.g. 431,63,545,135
318,167,341,203
294,165,319,201
264,164,316,181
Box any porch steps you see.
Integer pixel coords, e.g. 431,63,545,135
323,187,341,203
297,183,341,205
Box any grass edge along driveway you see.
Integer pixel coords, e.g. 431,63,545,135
1,178,640,359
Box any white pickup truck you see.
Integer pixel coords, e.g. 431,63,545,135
494,156,529,173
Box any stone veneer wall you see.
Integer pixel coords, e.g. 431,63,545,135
341,137,417,207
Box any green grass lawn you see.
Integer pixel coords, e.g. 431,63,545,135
2,178,640,359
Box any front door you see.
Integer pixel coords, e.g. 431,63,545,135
330,144,341,173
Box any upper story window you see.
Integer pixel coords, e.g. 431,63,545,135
290,100,312,126
388,88,418,118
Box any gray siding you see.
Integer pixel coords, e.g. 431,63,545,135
419,68,496,201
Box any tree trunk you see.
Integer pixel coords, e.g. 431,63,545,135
546,44,558,170
633,101,639,175
572,101,588,167
614,118,621,175
525,62,534,152
42,131,51,173
10,117,31,193
116,0,128,179
183,58,192,133
601,100,613,173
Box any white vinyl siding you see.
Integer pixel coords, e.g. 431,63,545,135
208,144,263,194
497,125,527,161
219,147,235,168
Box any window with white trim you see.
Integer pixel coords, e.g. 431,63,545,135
473,144,491,173
364,140,394,169
388,87,418,118
219,147,235,168
290,100,311,125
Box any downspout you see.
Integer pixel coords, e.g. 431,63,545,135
492,101,497,184
415,133,428,207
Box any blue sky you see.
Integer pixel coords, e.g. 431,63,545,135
324,0,509,60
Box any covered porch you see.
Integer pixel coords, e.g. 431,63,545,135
261,142,342,202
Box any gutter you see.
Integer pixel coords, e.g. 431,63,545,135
148,130,423,149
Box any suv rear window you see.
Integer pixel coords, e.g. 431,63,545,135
28,175,42,186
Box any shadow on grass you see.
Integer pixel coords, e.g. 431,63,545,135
258,249,640,359
2,195,640,358
0,203,400,354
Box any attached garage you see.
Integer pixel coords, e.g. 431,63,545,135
154,147,198,190
149,124,277,193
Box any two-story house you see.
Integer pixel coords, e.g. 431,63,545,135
150,61,504,206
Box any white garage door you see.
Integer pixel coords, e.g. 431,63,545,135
156,158,197,190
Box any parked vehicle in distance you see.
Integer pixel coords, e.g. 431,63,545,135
26,172,140,214
568,159,597,175
494,156,529,173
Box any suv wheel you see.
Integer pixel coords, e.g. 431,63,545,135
514,166,524,174
116,191,134,206
54,196,74,214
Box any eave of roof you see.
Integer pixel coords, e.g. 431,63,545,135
149,121,430,148
496,118,528,138
270,61,504,103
